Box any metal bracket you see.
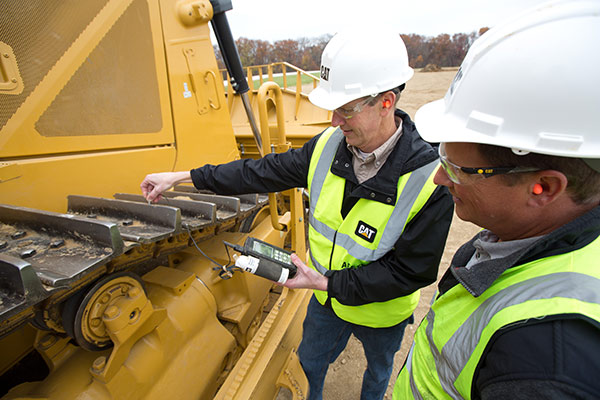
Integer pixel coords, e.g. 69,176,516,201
177,0,213,26
89,285,167,383
183,47,221,115
0,42,24,95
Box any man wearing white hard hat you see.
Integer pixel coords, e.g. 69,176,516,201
394,0,600,398
289,29,453,399
141,29,453,400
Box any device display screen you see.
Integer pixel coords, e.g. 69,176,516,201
252,241,274,257
250,239,292,265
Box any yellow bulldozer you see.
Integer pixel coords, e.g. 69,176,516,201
0,0,330,398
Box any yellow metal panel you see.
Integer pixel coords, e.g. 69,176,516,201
0,0,175,158
0,325,36,375
158,0,241,169
0,147,175,212
142,266,195,296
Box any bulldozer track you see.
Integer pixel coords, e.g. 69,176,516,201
0,188,268,338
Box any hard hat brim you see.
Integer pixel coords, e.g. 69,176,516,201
308,86,362,111
414,99,452,143
309,70,415,112
416,98,506,146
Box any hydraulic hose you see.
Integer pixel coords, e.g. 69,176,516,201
209,0,263,156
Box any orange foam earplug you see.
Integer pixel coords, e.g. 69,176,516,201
533,183,543,195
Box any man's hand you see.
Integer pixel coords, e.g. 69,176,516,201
140,171,192,203
283,253,328,291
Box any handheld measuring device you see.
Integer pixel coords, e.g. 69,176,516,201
224,237,296,283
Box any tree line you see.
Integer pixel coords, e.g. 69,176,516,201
215,28,489,72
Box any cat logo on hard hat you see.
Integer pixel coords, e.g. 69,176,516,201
320,66,330,81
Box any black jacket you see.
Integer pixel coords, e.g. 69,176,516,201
191,110,454,307
437,206,600,400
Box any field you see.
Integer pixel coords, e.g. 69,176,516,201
313,68,482,399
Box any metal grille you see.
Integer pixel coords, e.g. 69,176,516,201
0,0,108,130
35,0,163,136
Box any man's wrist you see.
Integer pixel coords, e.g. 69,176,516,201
315,275,328,291
173,171,192,186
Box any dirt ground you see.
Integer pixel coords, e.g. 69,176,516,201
317,68,482,399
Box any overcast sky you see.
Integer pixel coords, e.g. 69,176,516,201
225,0,551,41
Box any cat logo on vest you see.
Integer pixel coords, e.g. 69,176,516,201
355,221,377,243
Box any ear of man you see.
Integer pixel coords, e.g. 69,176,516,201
380,91,397,116
526,170,569,208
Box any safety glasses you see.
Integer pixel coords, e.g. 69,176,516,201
333,95,378,120
438,143,540,184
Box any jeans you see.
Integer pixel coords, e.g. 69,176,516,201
298,295,413,400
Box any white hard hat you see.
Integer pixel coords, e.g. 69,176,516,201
415,0,600,160
309,29,414,110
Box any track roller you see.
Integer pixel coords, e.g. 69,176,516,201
62,271,145,351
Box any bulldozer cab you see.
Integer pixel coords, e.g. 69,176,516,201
0,0,328,398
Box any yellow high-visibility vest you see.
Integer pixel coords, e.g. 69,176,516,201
394,235,600,399
306,127,439,328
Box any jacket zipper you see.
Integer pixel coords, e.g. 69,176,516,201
325,230,338,306
328,230,338,271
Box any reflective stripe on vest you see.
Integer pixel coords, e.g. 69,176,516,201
394,237,600,399
306,126,440,327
